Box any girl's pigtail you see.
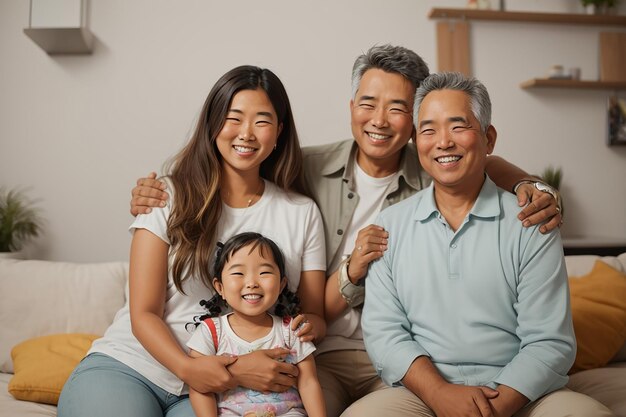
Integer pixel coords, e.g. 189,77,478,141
274,287,301,318
185,294,225,332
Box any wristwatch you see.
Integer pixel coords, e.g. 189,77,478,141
513,180,562,213
338,256,365,307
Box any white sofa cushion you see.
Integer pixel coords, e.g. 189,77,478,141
0,259,128,373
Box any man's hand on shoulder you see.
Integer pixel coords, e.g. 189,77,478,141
514,181,562,234
130,172,169,216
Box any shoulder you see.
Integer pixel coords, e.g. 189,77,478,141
302,139,353,170
267,181,319,209
303,139,352,158
379,191,423,221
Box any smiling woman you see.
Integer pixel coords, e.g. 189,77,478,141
56,65,327,417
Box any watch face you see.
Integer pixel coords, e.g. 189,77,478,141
534,182,557,198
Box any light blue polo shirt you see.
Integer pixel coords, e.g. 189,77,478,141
362,176,575,402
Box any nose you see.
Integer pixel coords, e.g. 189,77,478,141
370,106,388,129
244,278,259,289
238,122,256,142
436,131,454,150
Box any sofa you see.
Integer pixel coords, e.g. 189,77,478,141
1,253,625,417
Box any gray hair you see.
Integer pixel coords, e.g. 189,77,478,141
414,72,492,134
351,44,430,99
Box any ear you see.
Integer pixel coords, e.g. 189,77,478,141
349,99,354,112
277,122,283,137
212,277,224,298
280,276,288,292
485,125,497,155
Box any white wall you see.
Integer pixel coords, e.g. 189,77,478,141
1,0,625,262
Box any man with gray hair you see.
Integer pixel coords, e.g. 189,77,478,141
360,72,612,417
130,46,563,417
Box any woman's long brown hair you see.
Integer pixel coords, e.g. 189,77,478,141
164,65,306,292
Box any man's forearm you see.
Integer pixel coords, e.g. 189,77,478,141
485,155,538,193
490,384,529,417
401,356,447,406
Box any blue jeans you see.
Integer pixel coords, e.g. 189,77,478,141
58,353,195,417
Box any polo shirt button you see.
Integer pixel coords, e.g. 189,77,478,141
348,192,354,199
451,244,457,249
337,229,344,235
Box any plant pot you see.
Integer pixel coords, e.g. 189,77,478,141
0,251,24,260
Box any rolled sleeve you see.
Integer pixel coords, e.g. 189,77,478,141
362,218,429,386
493,230,575,401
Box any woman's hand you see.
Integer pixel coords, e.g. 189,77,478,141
184,351,238,393
228,348,299,393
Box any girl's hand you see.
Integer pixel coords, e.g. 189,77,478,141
292,314,314,342
183,352,238,393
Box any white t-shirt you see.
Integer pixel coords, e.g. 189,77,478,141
89,180,326,395
318,159,397,355
187,314,315,416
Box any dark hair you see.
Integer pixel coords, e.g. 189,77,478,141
165,65,307,293
187,233,301,329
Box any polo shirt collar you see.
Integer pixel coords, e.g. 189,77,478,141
415,175,501,222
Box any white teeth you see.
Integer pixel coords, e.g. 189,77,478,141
233,145,255,152
368,133,389,140
242,294,262,300
436,155,461,163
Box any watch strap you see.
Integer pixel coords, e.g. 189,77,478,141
338,257,365,307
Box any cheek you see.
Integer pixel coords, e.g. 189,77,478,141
256,126,279,145
390,115,414,138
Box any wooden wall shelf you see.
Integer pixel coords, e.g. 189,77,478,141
520,78,626,90
428,8,626,27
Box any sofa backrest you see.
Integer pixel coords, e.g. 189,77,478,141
564,253,626,276
0,259,128,373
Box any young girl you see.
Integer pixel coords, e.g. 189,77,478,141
58,66,326,417
187,232,325,417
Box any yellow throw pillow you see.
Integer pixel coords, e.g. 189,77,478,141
8,333,99,405
569,260,626,374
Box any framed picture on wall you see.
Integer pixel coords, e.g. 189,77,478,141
607,95,626,146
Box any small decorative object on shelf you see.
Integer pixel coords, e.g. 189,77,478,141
608,96,626,146
569,67,582,80
548,65,572,80
0,188,43,258
467,0,492,9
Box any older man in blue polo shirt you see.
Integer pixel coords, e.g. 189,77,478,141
360,72,613,417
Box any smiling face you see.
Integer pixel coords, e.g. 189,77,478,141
416,89,496,194
350,68,415,176
213,242,286,323
216,89,283,178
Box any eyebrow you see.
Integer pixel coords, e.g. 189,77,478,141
226,262,276,270
358,96,409,107
227,109,274,118
418,116,468,128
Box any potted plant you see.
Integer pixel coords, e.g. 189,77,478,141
581,0,618,14
540,166,564,215
0,188,43,259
